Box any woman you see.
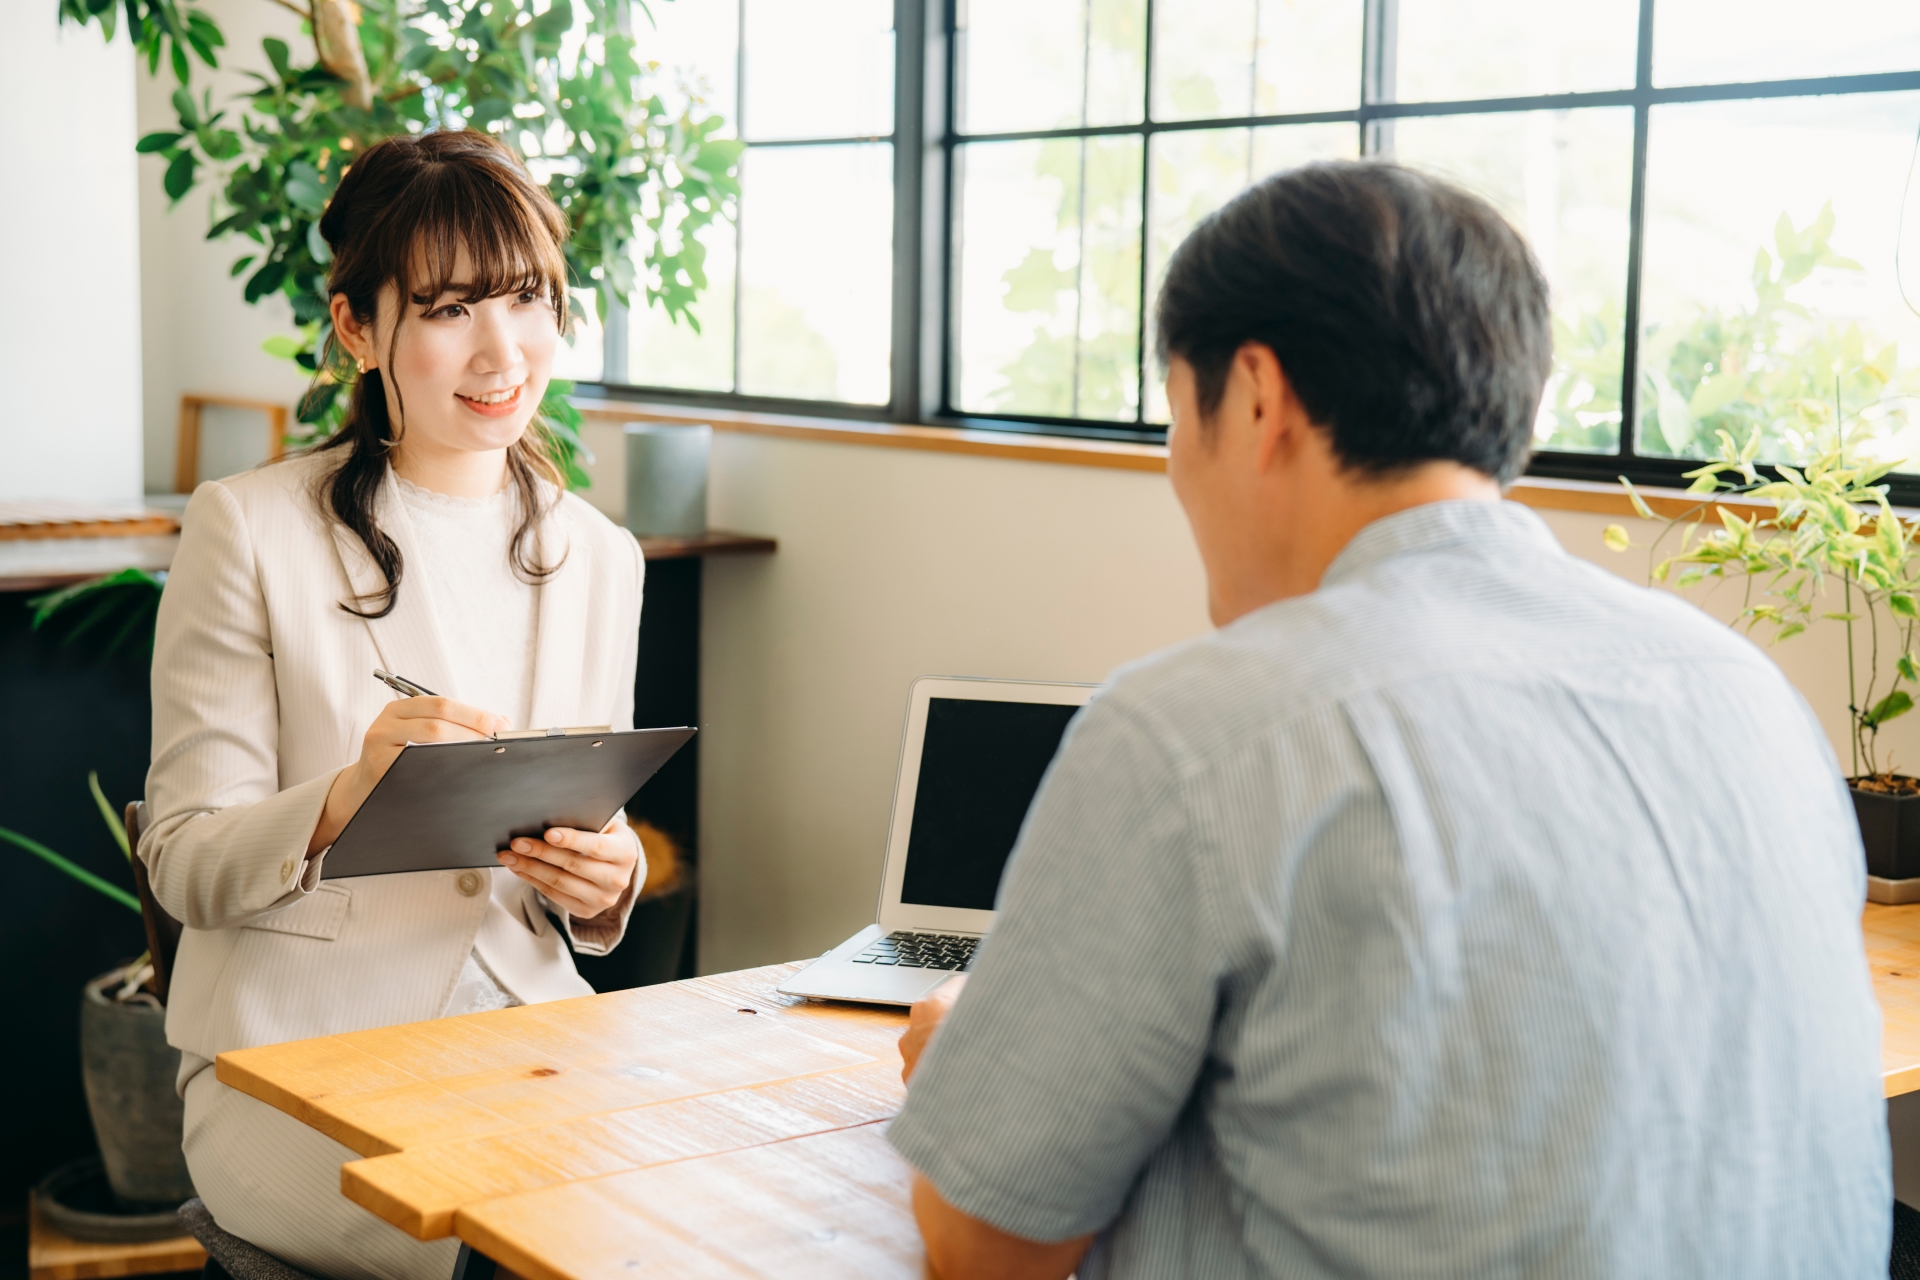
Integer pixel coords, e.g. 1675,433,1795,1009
141,130,645,1280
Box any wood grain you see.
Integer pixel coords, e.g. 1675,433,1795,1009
217,966,882,1158
454,1123,924,1280
0,503,179,542
1865,904,1920,1096
344,1059,905,1238
26,1195,205,1280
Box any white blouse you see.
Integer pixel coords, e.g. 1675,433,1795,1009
395,473,539,1015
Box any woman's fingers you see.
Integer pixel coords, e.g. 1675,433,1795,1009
497,825,636,916
388,696,509,738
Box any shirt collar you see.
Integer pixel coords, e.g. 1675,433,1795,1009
1321,499,1562,587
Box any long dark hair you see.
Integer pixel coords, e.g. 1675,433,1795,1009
307,130,572,619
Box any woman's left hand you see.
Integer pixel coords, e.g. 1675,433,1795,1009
497,817,639,920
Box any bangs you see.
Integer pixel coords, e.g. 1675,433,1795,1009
375,152,569,325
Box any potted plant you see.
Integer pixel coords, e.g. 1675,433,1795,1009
2,775,195,1239
1608,424,1920,896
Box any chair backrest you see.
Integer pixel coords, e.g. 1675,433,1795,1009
125,802,183,1005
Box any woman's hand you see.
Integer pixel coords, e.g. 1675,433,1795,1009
900,975,968,1084
309,696,510,855
498,816,639,920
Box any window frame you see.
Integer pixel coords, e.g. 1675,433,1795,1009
588,0,1920,497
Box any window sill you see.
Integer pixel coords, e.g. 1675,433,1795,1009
571,399,1775,522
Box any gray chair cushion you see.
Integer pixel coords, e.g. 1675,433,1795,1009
178,1197,320,1280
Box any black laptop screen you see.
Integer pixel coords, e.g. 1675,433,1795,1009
898,697,1081,912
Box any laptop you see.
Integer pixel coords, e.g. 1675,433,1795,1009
777,675,1095,1006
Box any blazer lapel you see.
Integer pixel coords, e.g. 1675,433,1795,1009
526,494,588,732
329,466,460,701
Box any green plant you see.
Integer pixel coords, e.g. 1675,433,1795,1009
1606,422,1920,782
0,773,143,915
28,569,167,660
59,0,742,481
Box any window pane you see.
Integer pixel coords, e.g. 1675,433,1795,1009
1393,108,1635,455
738,144,893,404
553,288,606,383
1637,94,1920,470
953,136,1144,420
1142,123,1357,422
1150,0,1361,122
742,0,894,140
1655,0,1920,86
628,220,736,393
958,0,1148,135
1389,0,1638,102
633,0,738,133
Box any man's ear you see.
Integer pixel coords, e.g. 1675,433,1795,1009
1241,343,1299,472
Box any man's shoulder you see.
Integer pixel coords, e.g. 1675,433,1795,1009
1097,544,1779,770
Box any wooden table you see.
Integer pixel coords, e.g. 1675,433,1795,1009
1866,904,1920,1097
217,964,920,1280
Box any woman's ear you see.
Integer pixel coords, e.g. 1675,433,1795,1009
329,293,375,371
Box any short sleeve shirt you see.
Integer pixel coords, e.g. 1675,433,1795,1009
886,500,1889,1280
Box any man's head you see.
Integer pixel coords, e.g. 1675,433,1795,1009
1157,160,1552,483
1155,160,1552,624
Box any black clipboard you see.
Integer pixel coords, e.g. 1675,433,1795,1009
320,726,696,879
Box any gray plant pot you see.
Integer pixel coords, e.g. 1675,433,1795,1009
79,970,194,1209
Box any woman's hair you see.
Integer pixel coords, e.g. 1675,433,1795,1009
307,129,572,618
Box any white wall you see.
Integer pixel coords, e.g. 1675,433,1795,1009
136,0,308,496
691,435,1920,973
0,8,142,504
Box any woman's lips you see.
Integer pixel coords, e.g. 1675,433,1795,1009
456,384,525,417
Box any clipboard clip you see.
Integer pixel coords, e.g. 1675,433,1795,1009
492,725,614,742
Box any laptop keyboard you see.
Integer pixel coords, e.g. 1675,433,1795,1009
850,931,979,971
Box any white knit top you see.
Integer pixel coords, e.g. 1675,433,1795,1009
395,472,539,1015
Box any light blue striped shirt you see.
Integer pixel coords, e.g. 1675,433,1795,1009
888,500,1889,1279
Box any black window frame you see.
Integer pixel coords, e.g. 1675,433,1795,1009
585,0,1920,497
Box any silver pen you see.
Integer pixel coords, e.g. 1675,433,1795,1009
373,669,438,699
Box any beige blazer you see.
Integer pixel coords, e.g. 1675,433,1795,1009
141,450,646,1066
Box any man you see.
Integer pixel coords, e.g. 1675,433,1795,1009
885,161,1889,1279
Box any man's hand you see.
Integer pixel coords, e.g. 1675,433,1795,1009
498,816,640,920
900,975,967,1084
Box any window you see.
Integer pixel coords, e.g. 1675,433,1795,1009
599,0,1920,496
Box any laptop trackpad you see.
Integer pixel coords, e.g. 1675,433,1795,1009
780,960,955,1006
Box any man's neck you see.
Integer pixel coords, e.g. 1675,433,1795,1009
1208,463,1501,626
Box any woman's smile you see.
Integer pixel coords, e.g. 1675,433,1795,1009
456,382,525,417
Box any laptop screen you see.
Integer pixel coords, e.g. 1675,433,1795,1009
898,697,1081,912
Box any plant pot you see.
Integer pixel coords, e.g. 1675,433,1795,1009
36,1155,186,1244
78,969,194,1209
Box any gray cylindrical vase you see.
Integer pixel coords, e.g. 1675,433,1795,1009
79,971,194,1209
624,423,711,538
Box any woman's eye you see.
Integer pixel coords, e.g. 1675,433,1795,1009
518,290,543,305
431,304,466,319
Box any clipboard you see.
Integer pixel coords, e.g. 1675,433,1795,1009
320,725,697,879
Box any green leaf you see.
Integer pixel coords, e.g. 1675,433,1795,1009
136,130,184,153
1603,524,1630,553
263,35,291,80
163,149,196,201
88,772,130,860
1619,478,1656,521
1900,652,1919,683
1867,690,1915,727
0,826,140,913
261,334,302,360
1892,593,1919,618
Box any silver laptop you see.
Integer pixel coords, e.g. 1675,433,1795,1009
777,676,1095,1006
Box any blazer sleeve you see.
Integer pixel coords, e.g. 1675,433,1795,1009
554,526,647,956
140,481,342,930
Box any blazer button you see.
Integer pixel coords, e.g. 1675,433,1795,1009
279,859,294,883
456,870,484,897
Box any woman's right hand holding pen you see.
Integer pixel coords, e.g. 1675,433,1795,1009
307,696,510,854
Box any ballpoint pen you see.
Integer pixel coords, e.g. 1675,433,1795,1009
373,669,438,698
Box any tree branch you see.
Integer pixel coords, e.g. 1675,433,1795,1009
258,0,312,20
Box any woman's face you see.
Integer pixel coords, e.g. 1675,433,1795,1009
332,243,561,467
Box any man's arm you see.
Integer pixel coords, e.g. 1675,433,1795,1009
902,982,1093,1279
913,1173,1092,1280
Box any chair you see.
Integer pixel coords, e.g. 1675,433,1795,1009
124,803,183,1005
178,1199,320,1280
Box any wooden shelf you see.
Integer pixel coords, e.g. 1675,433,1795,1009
26,1194,204,1280
0,504,180,543
635,531,777,561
